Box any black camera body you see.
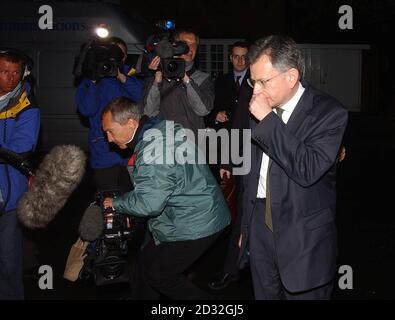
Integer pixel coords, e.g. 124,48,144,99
93,206,131,286
80,191,142,287
75,40,124,81
154,37,189,80
161,58,186,80
140,20,190,80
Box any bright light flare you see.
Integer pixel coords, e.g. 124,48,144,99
95,25,109,38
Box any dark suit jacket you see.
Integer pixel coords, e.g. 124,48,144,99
206,70,251,131
239,83,348,293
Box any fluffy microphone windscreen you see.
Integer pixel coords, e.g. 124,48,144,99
17,145,87,229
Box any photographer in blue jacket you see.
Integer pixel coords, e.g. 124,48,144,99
75,36,143,192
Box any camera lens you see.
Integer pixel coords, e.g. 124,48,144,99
167,61,178,73
100,63,114,75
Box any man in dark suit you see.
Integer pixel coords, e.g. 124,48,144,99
207,41,250,132
205,41,250,182
206,42,253,290
239,35,348,299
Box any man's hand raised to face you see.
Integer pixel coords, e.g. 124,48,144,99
249,90,273,122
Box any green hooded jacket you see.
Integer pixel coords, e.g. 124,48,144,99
113,120,230,245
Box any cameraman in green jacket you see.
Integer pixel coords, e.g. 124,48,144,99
102,97,230,299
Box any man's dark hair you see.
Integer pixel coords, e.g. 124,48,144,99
0,49,27,73
173,28,200,45
247,35,305,79
103,97,142,124
231,41,250,52
0,53,23,66
108,36,127,49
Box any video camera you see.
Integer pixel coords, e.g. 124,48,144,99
154,36,189,80
74,39,124,81
79,190,144,286
144,20,189,80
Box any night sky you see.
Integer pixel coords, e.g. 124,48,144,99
122,0,395,43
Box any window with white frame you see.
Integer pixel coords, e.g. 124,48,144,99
198,39,244,79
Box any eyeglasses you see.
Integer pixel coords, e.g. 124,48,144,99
247,71,286,89
231,55,246,61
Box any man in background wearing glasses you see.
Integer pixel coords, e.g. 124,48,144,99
207,41,250,134
239,35,348,299
206,41,253,290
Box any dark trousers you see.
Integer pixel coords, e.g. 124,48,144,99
131,231,222,300
222,219,241,276
249,199,333,300
222,177,244,276
93,166,132,193
0,210,24,299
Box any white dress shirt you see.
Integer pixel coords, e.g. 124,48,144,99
256,83,305,198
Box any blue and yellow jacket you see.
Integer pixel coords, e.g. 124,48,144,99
75,64,143,169
0,83,40,213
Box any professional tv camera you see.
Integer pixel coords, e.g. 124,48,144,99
79,190,145,286
74,39,124,81
154,36,189,79
143,20,189,80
